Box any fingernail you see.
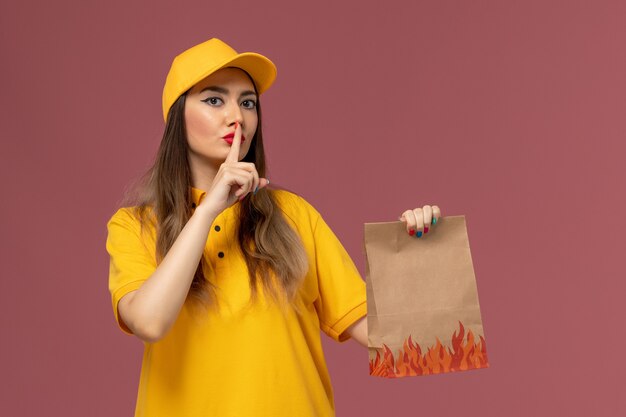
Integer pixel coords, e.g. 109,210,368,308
253,185,258,195
432,217,437,224
424,226,429,233
408,229,415,236
416,231,422,237
266,178,270,185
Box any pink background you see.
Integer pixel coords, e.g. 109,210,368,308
2,1,624,415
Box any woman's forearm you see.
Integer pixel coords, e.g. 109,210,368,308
122,204,218,342
346,316,368,348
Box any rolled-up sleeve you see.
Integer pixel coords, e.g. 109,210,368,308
105,208,157,335
311,212,367,343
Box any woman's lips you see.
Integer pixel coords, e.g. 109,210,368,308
222,133,245,144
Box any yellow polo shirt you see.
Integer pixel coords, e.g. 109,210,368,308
106,187,367,417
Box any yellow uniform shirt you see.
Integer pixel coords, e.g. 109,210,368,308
106,187,367,417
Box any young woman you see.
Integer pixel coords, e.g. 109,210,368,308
106,38,441,417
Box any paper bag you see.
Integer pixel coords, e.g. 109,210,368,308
364,215,489,378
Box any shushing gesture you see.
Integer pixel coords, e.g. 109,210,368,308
198,121,270,216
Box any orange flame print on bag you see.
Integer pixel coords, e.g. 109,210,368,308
369,321,489,378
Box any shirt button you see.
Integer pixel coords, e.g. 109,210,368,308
214,225,221,232
218,251,224,258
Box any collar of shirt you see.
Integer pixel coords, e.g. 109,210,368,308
190,187,239,213
191,186,207,207
190,186,238,231
190,186,242,215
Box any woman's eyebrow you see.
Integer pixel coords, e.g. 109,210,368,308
199,86,256,97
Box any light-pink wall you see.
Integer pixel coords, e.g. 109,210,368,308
2,1,624,416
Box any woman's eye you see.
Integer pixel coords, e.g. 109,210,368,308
202,97,223,106
242,100,257,109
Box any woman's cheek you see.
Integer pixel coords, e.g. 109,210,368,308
185,105,217,140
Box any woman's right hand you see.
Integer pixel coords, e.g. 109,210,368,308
198,121,269,216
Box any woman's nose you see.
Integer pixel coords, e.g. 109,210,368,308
226,100,243,126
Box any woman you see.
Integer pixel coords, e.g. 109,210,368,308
106,38,441,417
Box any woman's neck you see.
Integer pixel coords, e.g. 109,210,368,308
188,154,221,192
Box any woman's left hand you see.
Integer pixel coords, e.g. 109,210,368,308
398,205,442,237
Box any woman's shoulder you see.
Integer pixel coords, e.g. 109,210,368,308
270,188,322,226
106,205,155,232
107,205,142,221
107,206,136,225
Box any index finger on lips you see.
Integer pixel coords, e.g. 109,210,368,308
225,121,242,164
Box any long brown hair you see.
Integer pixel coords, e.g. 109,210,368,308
119,76,309,316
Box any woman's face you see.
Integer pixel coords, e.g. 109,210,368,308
184,67,258,163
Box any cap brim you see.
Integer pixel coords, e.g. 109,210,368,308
188,52,277,96
219,53,277,95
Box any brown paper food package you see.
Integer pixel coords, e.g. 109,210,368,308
364,215,489,378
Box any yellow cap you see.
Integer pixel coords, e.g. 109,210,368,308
161,38,277,122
